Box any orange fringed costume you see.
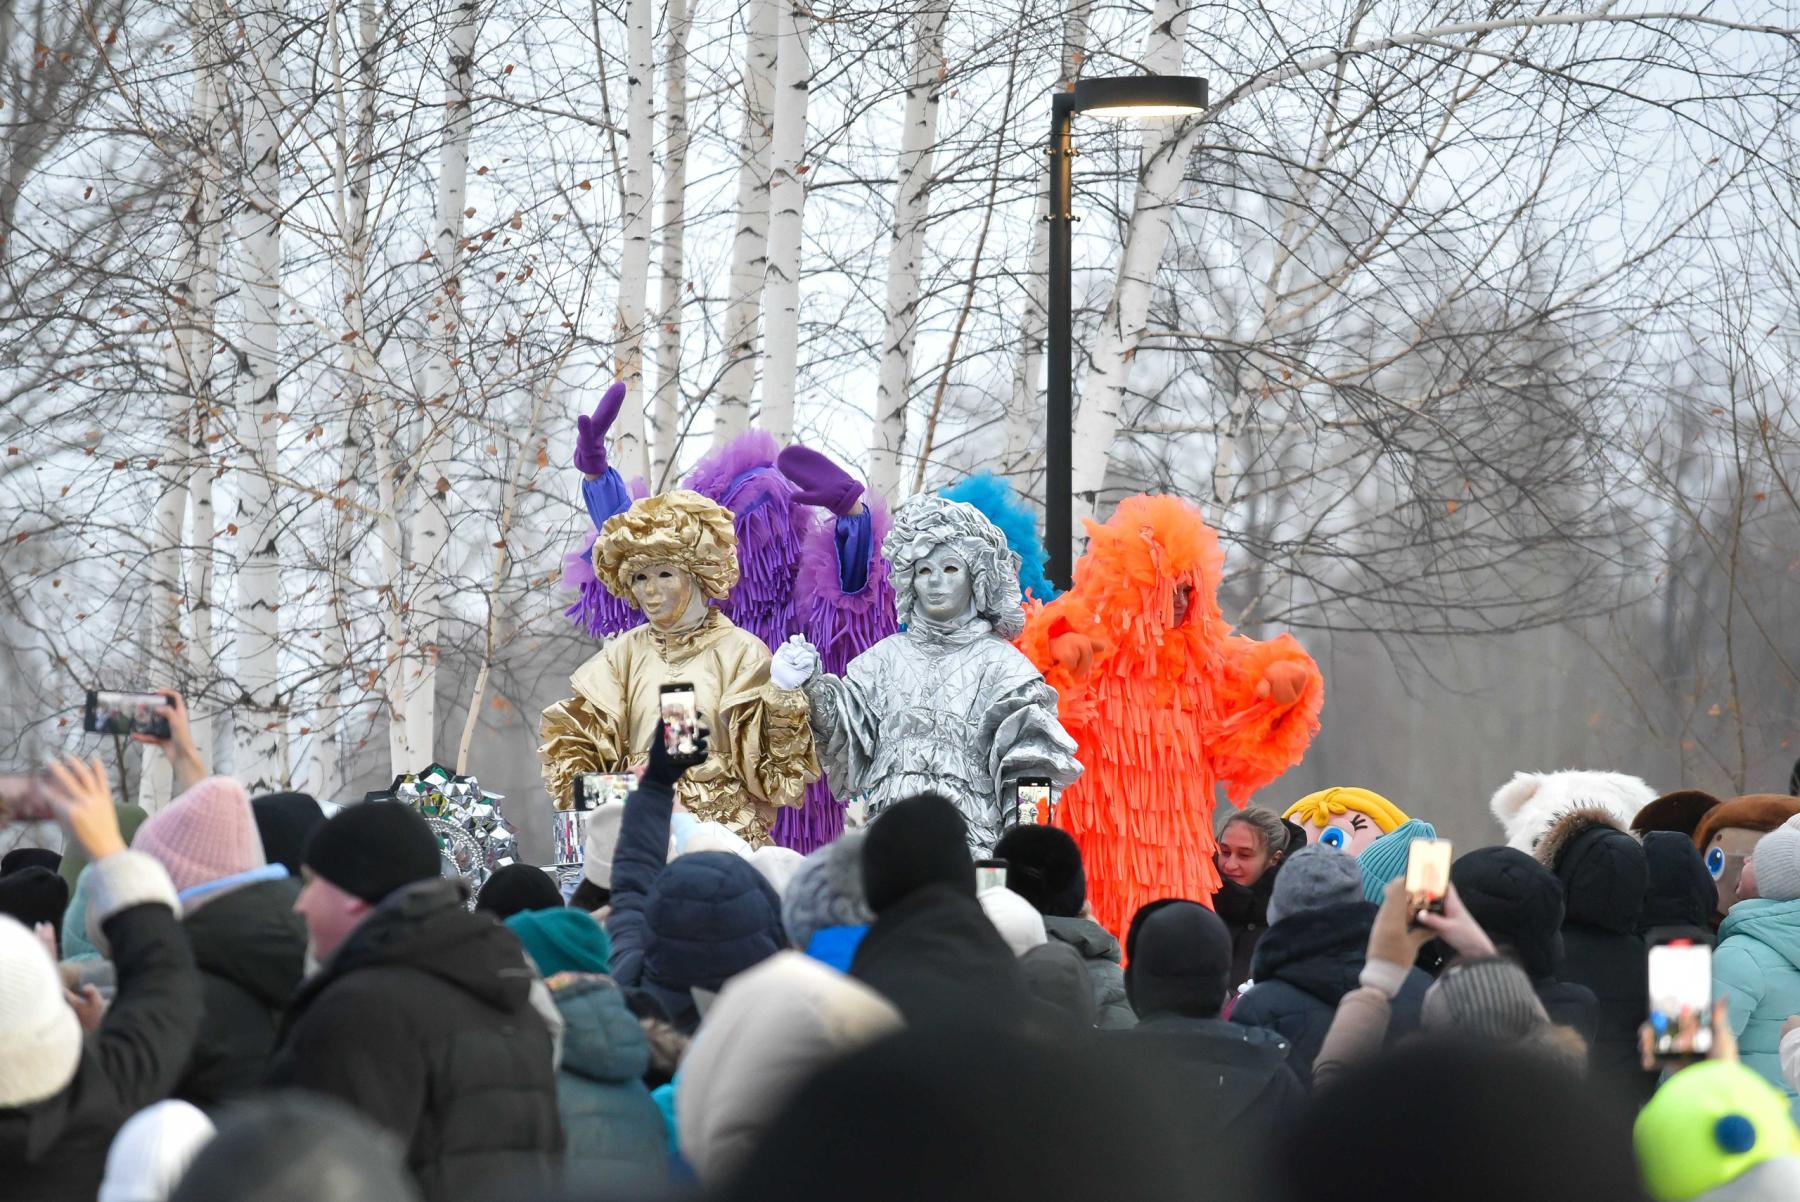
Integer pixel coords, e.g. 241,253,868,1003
1017,495,1325,938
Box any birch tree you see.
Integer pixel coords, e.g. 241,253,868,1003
652,0,694,487
611,0,655,480
759,0,815,440
713,0,780,444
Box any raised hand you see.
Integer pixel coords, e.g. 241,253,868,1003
1255,659,1310,706
776,445,866,516
575,381,628,477
1049,632,1099,680
43,755,125,861
131,689,204,793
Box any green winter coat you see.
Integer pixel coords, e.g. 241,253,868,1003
1715,897,1800,1119
551,976,669,1192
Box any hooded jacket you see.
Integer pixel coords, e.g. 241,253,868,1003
1716,897,1800,1117
546,975,666,1191
1640,831,1717,934
1450,846,1601,1045
1041,915,1133,1029
1110,1018,1301,1142
1227,900,1429,1084
178,876,306,1108
1213,872,1278,995
851,882,1031,1025
1536,808,1650,1096
0,852,202,1202
266,877,562,1202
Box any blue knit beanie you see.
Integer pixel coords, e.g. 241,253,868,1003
1359,819,1439,904
506,907,613,977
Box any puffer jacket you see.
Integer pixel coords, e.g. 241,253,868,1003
1537,808,1650,1098
1716,896,1800,1118
267,877,563,1202
548,975,667,1192
1042,915,1133,1030
1640,831,1717,934
852,882,1031,1025
1227,900,1429,1085
178,876,306,1108
607,778,785,1033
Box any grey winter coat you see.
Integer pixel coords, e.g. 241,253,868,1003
1043,915,1135,1030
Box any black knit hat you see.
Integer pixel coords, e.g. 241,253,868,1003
0,866,70,943
1124,899,1232,1020
475,863,563,920
1,847,61,877
861,795,974,914
302,802,442,905
992,826,1086,918
252,792,328,877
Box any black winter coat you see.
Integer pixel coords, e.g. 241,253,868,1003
179,876,306,1108
1213,872,1278,994
267,877,563,1202
1107,1017,1302,1142
0,900,202,1202
852,882,1031,1025
1640,831,1717,934
1228,901,1430,1085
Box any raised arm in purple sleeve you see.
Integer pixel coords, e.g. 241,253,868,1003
581,468,633,532
834,509,874,594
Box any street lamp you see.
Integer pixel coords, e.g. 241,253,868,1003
1045,74,1208,590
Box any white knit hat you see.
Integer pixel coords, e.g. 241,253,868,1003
98,1100,217,1202
0,913,83,1108
682,821,754,860
1751,815,1800,902
749,845,806,899
979,886,1048,958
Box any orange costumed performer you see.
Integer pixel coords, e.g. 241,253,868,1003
1018,495,1325,937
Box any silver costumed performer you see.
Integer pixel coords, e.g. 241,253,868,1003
770,494,1081,851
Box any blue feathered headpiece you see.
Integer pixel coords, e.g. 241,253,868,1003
938,472,1058,603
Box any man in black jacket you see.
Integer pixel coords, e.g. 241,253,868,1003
268,801,562,1202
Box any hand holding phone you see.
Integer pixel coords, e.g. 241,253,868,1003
659,683,705,768
1647,933,1716,1063
84,690,173,740
1405,838,1453,919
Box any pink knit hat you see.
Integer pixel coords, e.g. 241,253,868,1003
132,777,265,895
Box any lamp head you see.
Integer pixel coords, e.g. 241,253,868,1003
1071,74,1208,118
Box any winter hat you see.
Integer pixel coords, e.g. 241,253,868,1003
782,833,873,951
750,845,806,898
1634,1061,1800,1202
1356,818,1439,904
98,1100,217,1202
1266,844,1363,926
979,887,1047,957
1450,847,1568,979
1124,899,1233,1020
1421,957,1551,1040
1641,831,1717,933
251,792,327,877
1748,815,1800,903
1536,807,1650,932
991,825,1086,917
678,951,902,1185
861,794,974,913
683,821,755,859
582,803,628,889
302,801,442,906
506,907,612,977
474,863,563,920
61,864,101,962
643,852,785,1008
132,776,264,898
0,912,83,1107
0,866,69,944
2,847,61,876
170,1092,421,1202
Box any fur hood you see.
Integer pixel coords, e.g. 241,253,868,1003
1533,806,1628,872
1535,806,1648,935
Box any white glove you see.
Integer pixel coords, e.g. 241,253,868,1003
770,635,821,691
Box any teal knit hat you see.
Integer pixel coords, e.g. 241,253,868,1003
505,907,612,977
1358,819,1439,904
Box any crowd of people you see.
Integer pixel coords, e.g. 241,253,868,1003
6,691,1800,1202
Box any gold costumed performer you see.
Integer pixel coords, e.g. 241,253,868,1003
539,490,819,845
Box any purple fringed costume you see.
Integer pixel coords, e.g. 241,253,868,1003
559,431,897,853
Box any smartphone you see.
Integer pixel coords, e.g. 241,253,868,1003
0,773,57,825
659,683,704,767
1648,933,1715,1062
1405,838,1453,916
575,772,636,811
1017,778,1053,826
975,858,1008,893
84,690,171,740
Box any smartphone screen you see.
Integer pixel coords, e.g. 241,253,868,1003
575,772,636,811
84,690,171,739
975,858,1008,893
1649,939,1714,1059
660,684,702,763
1405,838,1453,915
1018,779,1052,826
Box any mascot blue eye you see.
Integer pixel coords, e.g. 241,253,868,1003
1707,846,1726,879
1320,827,1347,850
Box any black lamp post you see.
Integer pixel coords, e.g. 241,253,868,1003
1046,73,1208,590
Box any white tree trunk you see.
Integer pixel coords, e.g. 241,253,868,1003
869,0,950,501
611,0,654,481
652,0,692,488
1004,0,1090,478
403,0,479,769
712,0,778,445
231,0,289,792
759,0,814,441
1068,0,1194,539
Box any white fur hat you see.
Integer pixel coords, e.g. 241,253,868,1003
98,1099,217,1202
979,886,1048,958
749,845,806,899
0,913,83,1108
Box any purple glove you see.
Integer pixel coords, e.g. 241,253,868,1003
574,381,628,476
777,445,865,516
